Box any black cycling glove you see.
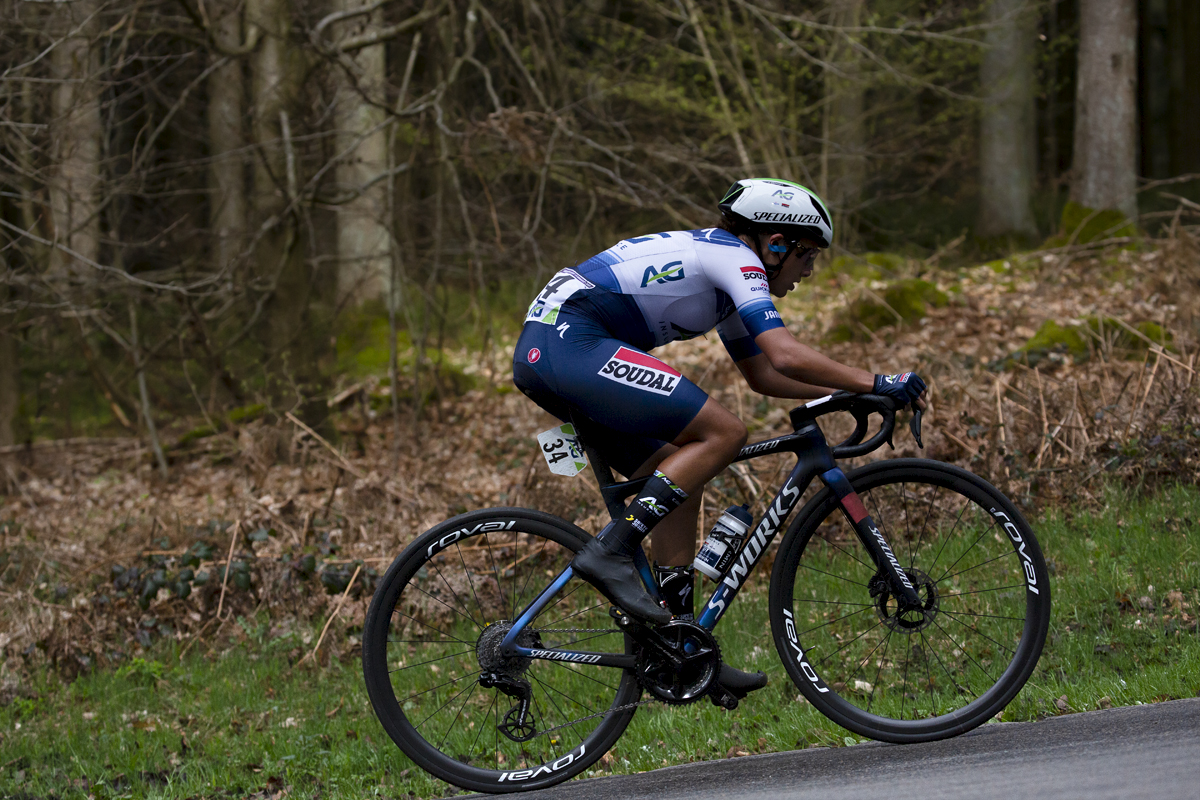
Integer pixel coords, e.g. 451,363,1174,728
873,372,927,406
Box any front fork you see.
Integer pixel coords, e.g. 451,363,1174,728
820,467,925,612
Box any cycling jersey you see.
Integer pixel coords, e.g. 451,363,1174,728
523,228,785,361
514,228,783,476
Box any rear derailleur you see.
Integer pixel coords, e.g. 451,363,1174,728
479,672,536,743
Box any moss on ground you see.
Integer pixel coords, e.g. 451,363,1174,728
828,278,949,342
1043,201,1138,247
993,317,1175,370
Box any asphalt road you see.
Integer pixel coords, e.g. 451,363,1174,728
455,698,1200,800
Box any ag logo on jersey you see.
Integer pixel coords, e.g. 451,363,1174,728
598,347,681,396
640,261,685,287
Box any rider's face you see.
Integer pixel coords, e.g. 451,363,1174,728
765,234,821,298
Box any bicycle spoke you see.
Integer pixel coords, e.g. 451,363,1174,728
541,658,622,693
798,561,871,589
938,547,1015,584
436,681,478,751
937,608,1018,656
415,676,480,732
389,648,475,675
391,611,473,646
468,692,497,763
865,628,893,714
939,583,1028,600
930,616,995,687
514,535,554,612
543,601,608,628
482,533,510,619
454,542,489,626
812,613,888,666
932,520,1000,586
799,603,875,639
924,494,973,577
413,579,480,633
401,670,482,704
791,597,874,609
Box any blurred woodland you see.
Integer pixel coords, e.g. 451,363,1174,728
1,0,1198,462
1,0,1200,674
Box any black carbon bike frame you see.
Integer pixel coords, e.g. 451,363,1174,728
499,393,923,668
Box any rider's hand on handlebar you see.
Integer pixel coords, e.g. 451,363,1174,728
873,372,928,411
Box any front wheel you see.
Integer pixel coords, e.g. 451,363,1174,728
769,460,1050,743
362,508,641,793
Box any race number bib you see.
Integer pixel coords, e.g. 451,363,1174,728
537,423,588,477
525,269,595,326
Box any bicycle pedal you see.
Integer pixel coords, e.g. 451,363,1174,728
708,686,739,711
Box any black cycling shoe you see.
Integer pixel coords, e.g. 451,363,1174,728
717,664,768,699
571,538,671,626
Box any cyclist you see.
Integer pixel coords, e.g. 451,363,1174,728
512,178,927,698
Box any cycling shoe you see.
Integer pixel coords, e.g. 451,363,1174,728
571,538,671,626
717,664,768,699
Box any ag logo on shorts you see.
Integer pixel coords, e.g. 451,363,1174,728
598,347,681,396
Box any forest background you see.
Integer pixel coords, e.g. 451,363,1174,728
1,0,1200,795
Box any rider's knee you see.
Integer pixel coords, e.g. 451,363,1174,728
718,418,749,459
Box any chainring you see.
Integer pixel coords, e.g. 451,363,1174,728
635,620,721,705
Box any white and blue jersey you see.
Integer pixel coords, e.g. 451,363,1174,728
523,228,784,360
513,228,784,476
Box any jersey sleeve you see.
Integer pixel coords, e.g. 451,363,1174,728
701,243,786,342
716,312,762,361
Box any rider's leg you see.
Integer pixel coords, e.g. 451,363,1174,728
630,410,768,700
573,399,745,624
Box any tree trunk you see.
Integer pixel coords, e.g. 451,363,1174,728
824,0,866,246
249,0,307,356
208,0,248,273
978,0,1038,239
333,0,391,304
0,292,17,448
47,0,102,279
1166,0,1200,177
1070,0,1138,219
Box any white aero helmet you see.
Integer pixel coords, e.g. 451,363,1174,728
718,178,833,250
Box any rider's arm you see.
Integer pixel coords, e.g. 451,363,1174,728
733,351,837,399
751,328,875,396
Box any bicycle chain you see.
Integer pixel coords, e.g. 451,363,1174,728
524,695,661,740
515,626,660,740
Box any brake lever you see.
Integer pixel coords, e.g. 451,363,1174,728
910,407,924,449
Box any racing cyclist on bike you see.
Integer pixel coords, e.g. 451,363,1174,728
512,178,927,700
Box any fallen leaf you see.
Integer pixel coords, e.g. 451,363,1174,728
1055,695,1070,712
1098,696,1113,709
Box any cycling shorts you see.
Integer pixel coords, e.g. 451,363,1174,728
512,309,709,477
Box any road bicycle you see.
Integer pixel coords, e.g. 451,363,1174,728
362,392,1051,793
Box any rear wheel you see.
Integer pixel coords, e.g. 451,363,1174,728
769,460,1050,742
362,508,640,793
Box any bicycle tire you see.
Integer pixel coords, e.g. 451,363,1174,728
362,508,641,793
769,459,1050,742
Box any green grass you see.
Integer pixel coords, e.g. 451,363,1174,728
3,484,1199,798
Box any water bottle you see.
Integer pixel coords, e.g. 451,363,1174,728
693,504,753,581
